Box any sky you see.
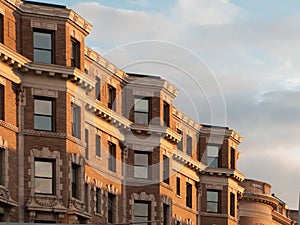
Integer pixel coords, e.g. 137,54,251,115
31,0,300,209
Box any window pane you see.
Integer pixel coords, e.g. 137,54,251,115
34,115,52,131
134,166,148,178
34,99,52,115
207,157,218,167
134,153,148,166
207,202,218,212
35,161,53,177
34,49,52,64
35,178,52,194
207,191,218,201
34,32,52,49
134,202,149,216
134,112,148,124
207,145,219,157
135,99,148,112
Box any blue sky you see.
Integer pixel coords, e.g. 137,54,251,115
30,0,300,209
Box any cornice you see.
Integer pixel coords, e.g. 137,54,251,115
200,167,245,182
172,108,202,131
173,149,206,172
272,210,293,225
242,191,279,210
85,47,128,82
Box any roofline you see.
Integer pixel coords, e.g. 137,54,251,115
23,0,66,9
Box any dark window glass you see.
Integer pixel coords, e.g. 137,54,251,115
230,193,235,217
0,14,3,44
72,163,79,198
0,148,4,186
0,214,3,222
176,177,180,196
95,77,101,100
186,183,192,208
108,143,116,172
34,98,54,131
207,190,219,213
71,38,80,68
96,187,101,214
230,148,236,169
163,156,169,184
207,145,219,167
85,129,89,159
163,102,170,127
96,134,101,157
134,201,150,225
34,159,54,194
177,130,183,151
134,152,149,179
134,97,149,124
108,85,116,110
34,30,53,64
85,183,89,212
108,193,115,223
163,204,169,225
186,135,192,156
0,85,4,120
72,104,81,139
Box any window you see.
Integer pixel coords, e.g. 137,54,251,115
230,193,235,217
72,104,81,139
163,156,169,184
177,130,183,151
71,163,79,198
0,14,3,44
134,152,149,179
186,183,192,208
108,85,116,110
0,85,3,121
33,30,53,64
95,134,101,157
96,187,101,214
107,193,116,223
163,204,170,225
134,201,150,225
230,148,236,169
176,177,180,196
34,98,54,131
134,97,149,124
207,190,219,213
108,143,116,172
95,77,101,101
71,38,80,68
186,135,192,156
0,148,4,186
207,145,220,167
163,102,170,127
85,129,89,160
34,159,54,194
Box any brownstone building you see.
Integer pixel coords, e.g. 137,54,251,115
0,0,297,224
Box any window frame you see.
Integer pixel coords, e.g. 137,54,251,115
177,129,183,151
108,85,116,111
207,190,220,213
34,158,55,195
176,177,181,196
72,103,81,139
134,96,150,125
134,151,149,179
71,37,80,69
107,193,116,223
95,134,101,157
230,192,235,217
133,200,150,225
108,142,116,173
186,135,193,156
95,76,101,101
33,29,54,64
163,156,170,184
206,144,220,168
0,85,4,121
163,101,170,127
34,97,55,132
71,163,80,199
186,182,192,208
